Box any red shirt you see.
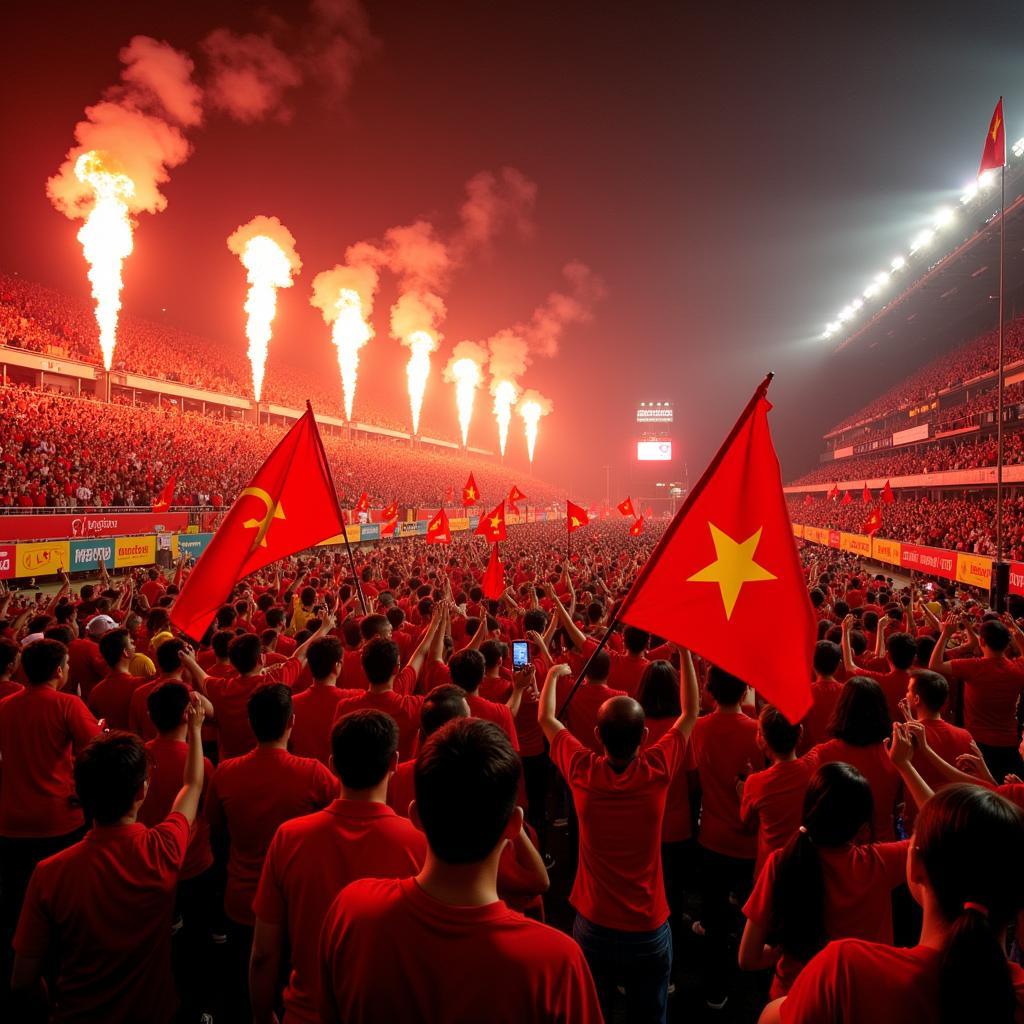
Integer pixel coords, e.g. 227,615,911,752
480,673,546,757
66,637,107,699
556,678,626,754
644,717,696,842
690,710,762,859
206,747,337,924
319,876,602,1023
917,718,975,793
607,652,649,698
799,679,844,753
88,669,145,731
253,800,425,1024
550,726,685,930
290,684,360,765
0,685,100,838
856,666,911,721
207,658,303,759
779,939,1024,1023
386,760,416,818
128,676,191,741
339,652,369,691
806,738,901,841
466,693,520,751
332,686,425,762
0,678,22,701
13,813,191,1024
139,737,214,879
744,839,910,996
740,758,815,876
950,656,1024,746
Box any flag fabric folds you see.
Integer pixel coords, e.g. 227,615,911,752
475,501,508,542
841,490,852,505
827,484,839,501
426,508,452,544
381,518,397,537
629,516,644,536
617,497,636,518
617,375,816,720
152,475,176,513
170,407,344,641
462,473,479,506
354,492,370,514
979,97,1006,176
567,501,590,533
881,480,895,504
481,543,505,600
509,485,527,503
861,483,871,504
862,507,883,536
381,501,398,521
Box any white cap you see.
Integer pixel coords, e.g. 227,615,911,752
86,614,117,638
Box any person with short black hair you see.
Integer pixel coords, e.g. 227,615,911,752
899,669,974,796
88,627,146,730
252,708,424,1024
0,637,22,701
801,640,844,753
11,698,205,1023
319,718,602,1022
290,635,355,765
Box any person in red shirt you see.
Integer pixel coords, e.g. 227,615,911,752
761,784,1024,1024
931,616,1024,782
740,707,814,878
318,717,602,1023
607,625,651,698
0,639,100,980
251,709,426,1024
901,669,975,796
66,612,113,699
127,639,214,741
842,614,916,721
0,637,22,701
88,627,146,730
447,648,525,750
689,665,763,1009
206,683,337,1022
798,641,844,753
139,567,166,609
555,648,627,753
289,636,358,764
740,762,908,999
539,646,699,1023
10,696,206,1024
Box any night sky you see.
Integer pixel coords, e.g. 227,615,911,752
2,0,1022,499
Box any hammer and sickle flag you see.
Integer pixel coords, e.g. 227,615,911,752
617,374,816,721
170,405,345,641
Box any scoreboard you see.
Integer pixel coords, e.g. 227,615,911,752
636,401,673,463
637,440,672,461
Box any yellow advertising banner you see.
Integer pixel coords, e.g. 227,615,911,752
840,532,871,557
449,517,470,532
792,523,804,538
872,537,902,565
803,526,829,546
317,524,361,546
113,535,157,568
955,552,993,589
14,540,70,578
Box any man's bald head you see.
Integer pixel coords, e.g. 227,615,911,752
597,695,646,760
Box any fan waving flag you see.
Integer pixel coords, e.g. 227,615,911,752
152,475,176,513
629,516,645,537
481,543,505,600
354,492,370,514
381,501,398,521
840,490,852,505
617,497,636,518
381,518,397,537
170,406,344,641
881,480,895,504
426,508,452,544
617,374,815,720
567,501,590,533
462,473,479,506
861,483,871,504
862,506,883,536
475,500,507,542
509,485,527,504
979,97,1006,176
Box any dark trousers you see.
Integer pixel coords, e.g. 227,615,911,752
573,913,672,1024
978,741,1024,784
220,918,254,1024
0,827,87,1009
699,846,754,1004
173,867,218,1020
522,751,550,853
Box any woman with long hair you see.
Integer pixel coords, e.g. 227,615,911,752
759,784,1024,1023
740,762,909,996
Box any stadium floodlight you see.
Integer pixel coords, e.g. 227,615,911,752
864,283,879,299
1013,137,1024,158
874,271,889,285
851,298,863,311
933,206,954,228
979,169,996,189
909,229,935,253
838,306,852,323
960,182,978,204
891,255,906,271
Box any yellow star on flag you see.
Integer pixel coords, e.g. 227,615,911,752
687,523,776,619
490,514,502,529
992,114,1002,142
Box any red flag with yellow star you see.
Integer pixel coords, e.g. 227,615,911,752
617,497,636,518
617,375,815,720
426,508,452,544
475,500,508,542
509,485,527,503
481,543,505,600
462,473,480,506
381,517,397,537
629,515,644,536
980,97,1005,176
862,506,883,536
381,501,398,521
354,492,370,514
170,406,344,641
567,500,590,533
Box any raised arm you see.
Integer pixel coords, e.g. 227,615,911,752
538,663,572,742
671,647,701,740
406,605,442,678
170,694,206,824
548,586,587,652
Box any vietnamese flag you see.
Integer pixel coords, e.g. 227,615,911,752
381,501,398,521
462,473,479,506
644,506,653,518
381,518,397,537
979,97,1006,176
881,480,895,504
170,406,344,641
509,485,527,504
354,492,370,514
617,374,815,720
481,543,505,600
840,490,852,505
617,497,636,518
567,501,590,533
862,483,871,504
827,484,839,502
152,475,177,513
629,516,645,537
475,500,507,542
862,506,883,536
426,508,451,544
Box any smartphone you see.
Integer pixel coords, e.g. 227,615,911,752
512,640,529,668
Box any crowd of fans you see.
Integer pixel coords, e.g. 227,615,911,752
1,524,1024,1023
0,384,560,511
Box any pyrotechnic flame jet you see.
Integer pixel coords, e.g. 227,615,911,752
518,398,542,463
450,357,483,447
406,329,436,435
491,379,519,457
236,235,297,402
74,152,135,371
331,288,372,421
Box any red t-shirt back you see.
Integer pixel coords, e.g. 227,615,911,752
88,670,145,731
740,758,815,876
207,659,303,759
290,685,361,765
332,687,425,762
950,656,1024,746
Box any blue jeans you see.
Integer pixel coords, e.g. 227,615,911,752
572,913,672,1024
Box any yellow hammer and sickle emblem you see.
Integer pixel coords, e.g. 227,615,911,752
240,487,286,552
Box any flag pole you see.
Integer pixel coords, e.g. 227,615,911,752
307,401,367,615
997,137,1006,566
558,372,775,718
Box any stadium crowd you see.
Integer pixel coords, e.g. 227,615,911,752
0,385,559,512
0,520,1022,1023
